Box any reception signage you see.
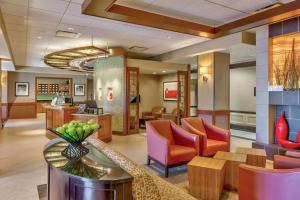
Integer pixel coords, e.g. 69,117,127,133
163,81,178,101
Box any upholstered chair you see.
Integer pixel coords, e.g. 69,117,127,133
239,163,300,200
146,120,199,177
161,108,182,124
142,106,165,120
181,117,230,156
273,151,300,169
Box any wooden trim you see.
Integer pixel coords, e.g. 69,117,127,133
6,102,37,119
230,61,256,69
123,55,128,135
197,109,230,115
82,0,215,38
187,65,191,117
82,0,300,38
230,110,256,114
215,1,300,36
125,66,140,134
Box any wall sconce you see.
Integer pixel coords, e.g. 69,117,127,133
199,66,212,82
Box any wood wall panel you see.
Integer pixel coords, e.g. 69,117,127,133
5,102,37,119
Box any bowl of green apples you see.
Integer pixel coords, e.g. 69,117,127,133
49,119,100,160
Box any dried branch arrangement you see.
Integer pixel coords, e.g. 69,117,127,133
273,38,300,90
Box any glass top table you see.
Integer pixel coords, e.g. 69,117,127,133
44,138,132,182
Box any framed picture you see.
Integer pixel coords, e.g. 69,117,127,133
15,82,29,96
74,84,85,96
163,81,178,101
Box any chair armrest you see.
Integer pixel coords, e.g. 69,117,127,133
274,155,300,169
203,120,230,143
161,114,176,121
146,122,170,164
142,111,152,117
239,164,300,200
285,150,300,158
171,122,199,155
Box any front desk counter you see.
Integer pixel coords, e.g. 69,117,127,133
72,113,112,142
45,106,78,139
45,105,112,143
44,139,133,200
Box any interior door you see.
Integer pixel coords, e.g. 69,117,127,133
126,67,140,134
177,70,190,123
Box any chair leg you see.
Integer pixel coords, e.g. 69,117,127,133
165,166,169,178
147,156,151,165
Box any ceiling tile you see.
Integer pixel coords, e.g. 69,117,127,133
29,0,69,14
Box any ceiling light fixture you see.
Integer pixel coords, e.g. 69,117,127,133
44,46,108,72
167,36,172,39
162,70,166,73
37,36,42,39
152,72,157,75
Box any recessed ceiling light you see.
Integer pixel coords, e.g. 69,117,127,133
162,70,166,73
37,36,42,39
167,36,172,39
152,72,157,75
68,27,74,31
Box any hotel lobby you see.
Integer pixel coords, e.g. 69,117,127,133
0,0,300,200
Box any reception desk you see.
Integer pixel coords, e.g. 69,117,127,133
44,139,133,200
45,106,112,142
46,106,78,139
72,113,112,142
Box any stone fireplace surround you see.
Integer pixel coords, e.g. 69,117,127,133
253,91,300,160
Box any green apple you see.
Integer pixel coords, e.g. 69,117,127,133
83,125,91,137
76,127,84,139
62,123,69,129
56,127,65,135
87,119,96,125
91,123,100,132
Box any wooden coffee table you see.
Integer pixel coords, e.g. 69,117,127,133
236,147,267,167
213,151,247,191
187,156,226,200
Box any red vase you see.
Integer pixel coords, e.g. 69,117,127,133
275,111,289,145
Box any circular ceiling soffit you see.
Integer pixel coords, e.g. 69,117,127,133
44,46,109,72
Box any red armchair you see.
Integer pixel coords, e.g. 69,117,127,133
273,151,300,169
146,120,199,177
181,117,230,156
239,164,300,200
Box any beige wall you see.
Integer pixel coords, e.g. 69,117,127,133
139,74,161,116
7,72,88,103
139,73,178,116
230,67,256,112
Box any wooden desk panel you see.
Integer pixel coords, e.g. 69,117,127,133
236,147,267,167
213,151,246,191
188,156,225,200
72,114,112,143
45,106,78,139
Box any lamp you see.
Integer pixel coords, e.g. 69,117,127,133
199,66,212,82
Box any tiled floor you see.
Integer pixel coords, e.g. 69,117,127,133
0,114,255,200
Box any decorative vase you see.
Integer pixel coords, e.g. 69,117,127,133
48,128,96,160
275,111,289,144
